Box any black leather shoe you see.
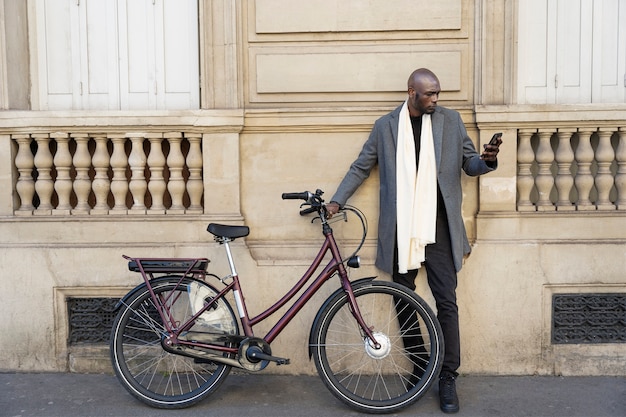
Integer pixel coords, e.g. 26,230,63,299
439,374,459,413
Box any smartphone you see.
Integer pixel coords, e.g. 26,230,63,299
481,132,502,159
489,132,502,145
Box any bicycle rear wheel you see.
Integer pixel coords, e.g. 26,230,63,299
311,280,444,414
110,277,238,409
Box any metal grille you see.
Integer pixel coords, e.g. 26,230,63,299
552,293,626,344
67,297,118,344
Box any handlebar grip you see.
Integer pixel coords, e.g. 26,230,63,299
282,192,311,201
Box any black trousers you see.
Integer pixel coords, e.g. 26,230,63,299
392,210,460,376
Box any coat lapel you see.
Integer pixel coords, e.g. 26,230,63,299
431,109,444,170
389,105,400,150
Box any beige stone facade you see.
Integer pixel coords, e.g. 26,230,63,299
0,0,625,376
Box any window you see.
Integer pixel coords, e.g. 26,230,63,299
517,0,626,104
34,0,199,110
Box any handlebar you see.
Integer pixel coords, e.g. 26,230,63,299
282,189,368,265
282,189,325,216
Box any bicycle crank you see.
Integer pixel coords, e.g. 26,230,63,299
238,337,290,371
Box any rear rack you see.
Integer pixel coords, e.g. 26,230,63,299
127,258,210,274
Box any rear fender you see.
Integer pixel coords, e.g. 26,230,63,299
113,275,188,311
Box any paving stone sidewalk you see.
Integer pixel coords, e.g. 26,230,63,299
1,372,625,417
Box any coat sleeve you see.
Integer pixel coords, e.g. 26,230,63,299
459,115,498,176
330,121,382,206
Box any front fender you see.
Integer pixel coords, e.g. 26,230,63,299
308,277,377,359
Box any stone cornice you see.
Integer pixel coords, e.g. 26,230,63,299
0,109,245,134
475,104,626,128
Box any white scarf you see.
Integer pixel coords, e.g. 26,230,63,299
396,101,437,273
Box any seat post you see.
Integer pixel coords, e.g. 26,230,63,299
222,238,238,278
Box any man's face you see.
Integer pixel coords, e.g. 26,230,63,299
408,76,440,116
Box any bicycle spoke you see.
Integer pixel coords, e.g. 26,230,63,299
311,281,444,413
110,279,238,408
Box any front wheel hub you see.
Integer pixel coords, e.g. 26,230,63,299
364,332,391,359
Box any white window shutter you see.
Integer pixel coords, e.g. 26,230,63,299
35,0,199,110
517,0,626,104
555,0,593,104
591,0,626,103
119,0,199,110
161,0,200,109
81,0,120,109
118,0,157,109
517,0,557,104
36,0,80,110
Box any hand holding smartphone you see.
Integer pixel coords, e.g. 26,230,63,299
481,132,502,160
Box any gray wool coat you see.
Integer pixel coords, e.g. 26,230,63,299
330,104,496,275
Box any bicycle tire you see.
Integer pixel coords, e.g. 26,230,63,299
110,277,238,409
311,280,444,414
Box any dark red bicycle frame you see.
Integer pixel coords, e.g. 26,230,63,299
127,222,379,359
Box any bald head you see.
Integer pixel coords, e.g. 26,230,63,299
407,68,439,90
406,68,440,116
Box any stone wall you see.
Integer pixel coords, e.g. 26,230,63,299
0,0,624,376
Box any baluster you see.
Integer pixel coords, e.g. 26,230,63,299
128,133,147,214
147,133,166,214
33,133,54,215
52,132,72,215
109,134,129,214
91,134,111,215
616,127,626,210
554,129,576,211
72,134,91,214
595,128,616,210
535,129,555,211
186,133,203,214
165,132,186,214
517,129,536,211
14,134,35,215
574,129,596,211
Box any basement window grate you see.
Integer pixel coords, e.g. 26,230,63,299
67,297,118,345
552,293,626,344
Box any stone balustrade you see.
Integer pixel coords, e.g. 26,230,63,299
516,127,625,211
12,131,203,216
1,110,244,218
4,108,626,217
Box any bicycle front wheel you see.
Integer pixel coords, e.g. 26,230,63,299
311,280,444,414
110,277,238,409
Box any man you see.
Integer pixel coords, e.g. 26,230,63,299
326,68,501,414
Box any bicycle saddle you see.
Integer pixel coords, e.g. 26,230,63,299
207,223,250,239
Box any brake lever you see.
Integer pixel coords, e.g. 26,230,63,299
299,203,320,216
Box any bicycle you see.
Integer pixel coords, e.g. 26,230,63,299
109,189,444,413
